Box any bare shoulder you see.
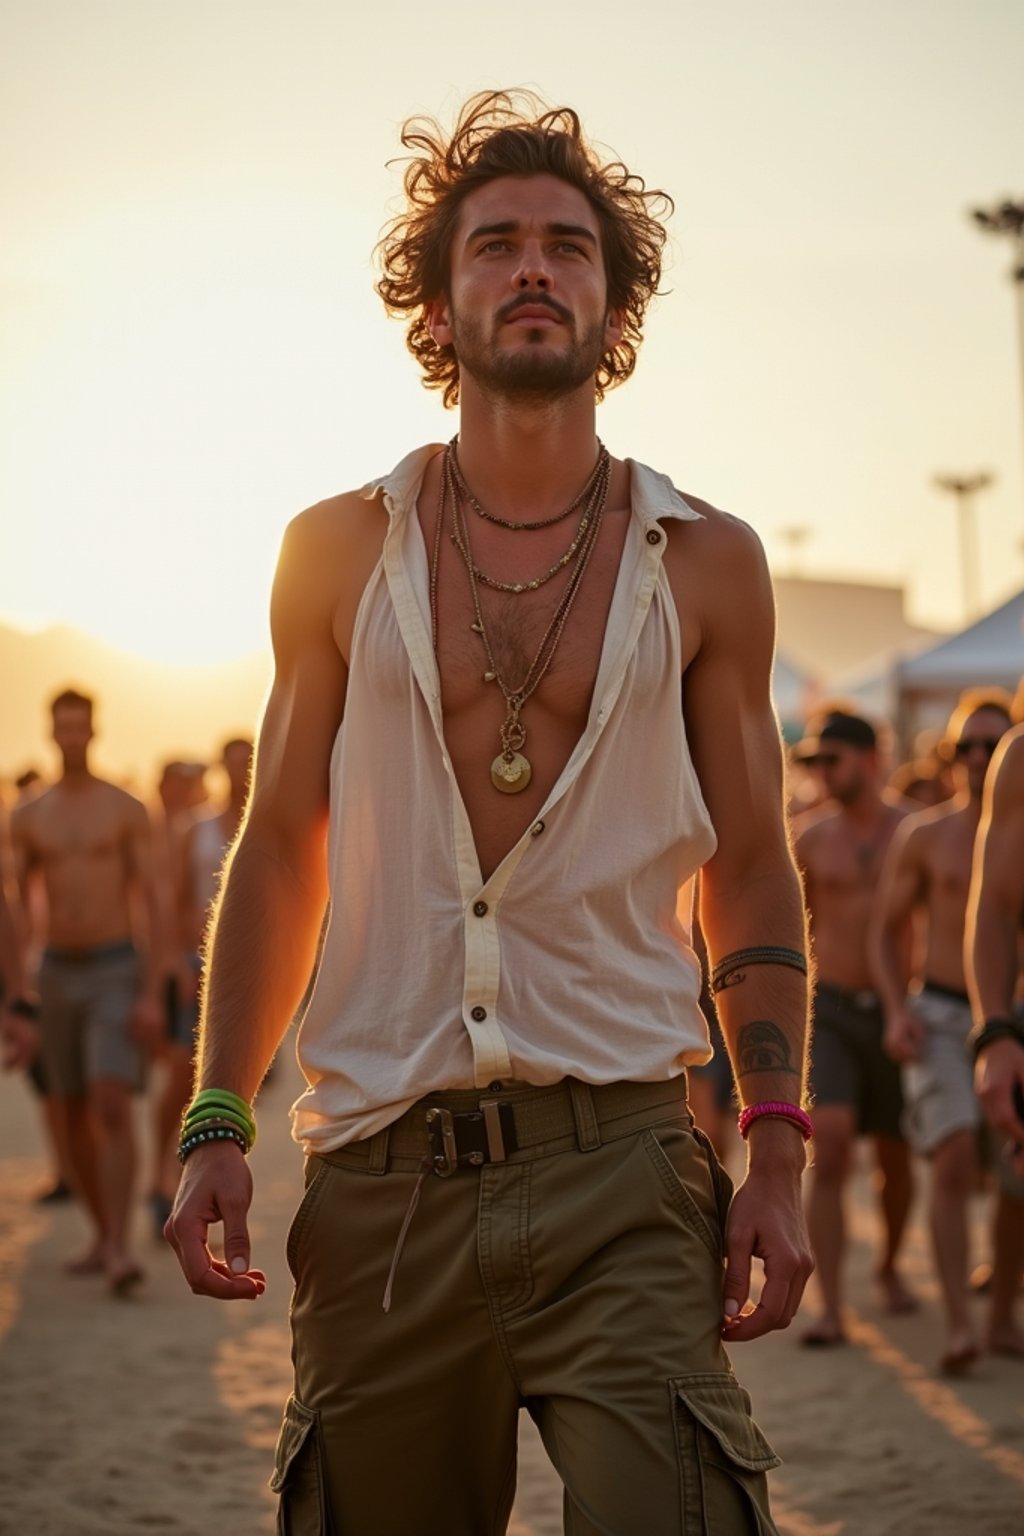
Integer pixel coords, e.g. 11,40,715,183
96,779,150,828
664,492,772,667
276,489,389,664
281,489,387,581
666,493,769,587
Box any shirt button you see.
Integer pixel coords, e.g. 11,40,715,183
470,1005,487,1022
646,528,662,545
472,900,488,917
531,820,545,836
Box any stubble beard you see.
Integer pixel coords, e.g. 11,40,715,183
450,307,607,404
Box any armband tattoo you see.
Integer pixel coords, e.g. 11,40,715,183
710,945,808,995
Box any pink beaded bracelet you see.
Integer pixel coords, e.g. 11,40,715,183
737,1101,813,1141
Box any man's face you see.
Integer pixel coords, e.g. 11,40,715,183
811,741,873,806
52,704,93,770
429,174,623,403
951,707,1010,797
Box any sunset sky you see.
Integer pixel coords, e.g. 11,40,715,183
3,0,1023,668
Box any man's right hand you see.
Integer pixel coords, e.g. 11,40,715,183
974,1038,1024,1177
164,1142,266,1300
884,1004,925,1064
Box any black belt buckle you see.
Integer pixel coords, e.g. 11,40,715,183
424,1102,518,1177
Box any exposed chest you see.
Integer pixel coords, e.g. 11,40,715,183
925,821,975,906
425,498,633,731
32,799,126,870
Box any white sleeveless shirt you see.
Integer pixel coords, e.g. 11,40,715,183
291,446,718,1153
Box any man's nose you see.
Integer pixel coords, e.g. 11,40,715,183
513,242,552,289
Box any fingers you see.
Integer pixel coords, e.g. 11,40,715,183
722,1250,814,1342
722,1229,752,1323
163,1212,266,1299
163,1153,263,1301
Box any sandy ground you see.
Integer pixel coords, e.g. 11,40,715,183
1,1054,1022,1536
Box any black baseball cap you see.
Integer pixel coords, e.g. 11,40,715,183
792,710,877,761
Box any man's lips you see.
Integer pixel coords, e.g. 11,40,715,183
500,302,569,325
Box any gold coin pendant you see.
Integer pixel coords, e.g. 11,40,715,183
490,752,532,794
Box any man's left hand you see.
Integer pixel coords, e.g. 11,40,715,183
721,1129,813,1341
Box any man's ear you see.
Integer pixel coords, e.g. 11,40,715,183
427,297,454,348
604,306,624,351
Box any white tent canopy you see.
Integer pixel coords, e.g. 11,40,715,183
772,649,814,731
897,588,1024,694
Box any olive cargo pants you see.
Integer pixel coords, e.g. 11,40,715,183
272,1078,780,1535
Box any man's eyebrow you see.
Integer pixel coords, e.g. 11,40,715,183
464,220,598,245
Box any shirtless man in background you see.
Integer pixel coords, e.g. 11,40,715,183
11,689,163,1292
965,709,1024,1355
873,691,1014,1372
795,707,914,1343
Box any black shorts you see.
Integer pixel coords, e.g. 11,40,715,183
809,983,905,1139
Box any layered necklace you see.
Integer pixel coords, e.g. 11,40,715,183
430,437,612,795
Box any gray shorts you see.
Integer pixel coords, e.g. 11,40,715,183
900,983,980,1155
38,941,144,1096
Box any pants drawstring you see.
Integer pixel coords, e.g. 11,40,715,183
381,1155,432,1313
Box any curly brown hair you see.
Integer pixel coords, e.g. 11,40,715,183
375,90,673,408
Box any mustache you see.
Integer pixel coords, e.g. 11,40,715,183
496,295,573,326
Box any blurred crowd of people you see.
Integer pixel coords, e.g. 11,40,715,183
1,680,1023,1378
0,687,252,1292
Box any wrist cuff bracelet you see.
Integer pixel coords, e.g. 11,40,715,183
178,1125,250,1164
737,1101,813,1142
970,1018,1024,1066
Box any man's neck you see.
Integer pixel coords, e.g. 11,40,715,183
59,765,93,791
455,383,602,519
840,789,884,826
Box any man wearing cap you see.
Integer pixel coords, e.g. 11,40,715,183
794,706,915,1344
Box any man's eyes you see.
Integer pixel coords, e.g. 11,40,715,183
477,240,587,256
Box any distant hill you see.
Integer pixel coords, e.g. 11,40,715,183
0,622,272,792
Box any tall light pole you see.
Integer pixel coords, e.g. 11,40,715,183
971,199,1024,515
933,471,993,622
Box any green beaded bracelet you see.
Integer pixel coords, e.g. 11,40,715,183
184,1090,256,1141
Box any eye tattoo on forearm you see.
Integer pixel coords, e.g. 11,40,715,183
736,1021,799,1077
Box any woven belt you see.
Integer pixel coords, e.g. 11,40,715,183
323,1077,689,1178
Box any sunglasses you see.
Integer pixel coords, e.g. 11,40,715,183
953,738,1002,759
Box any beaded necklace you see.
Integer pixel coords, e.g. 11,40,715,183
430,441,612,794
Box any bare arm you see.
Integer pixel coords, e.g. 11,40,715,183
166,501,352,1298
965,729,1024,1153
870,818,928,1062
682,514,813,1341
2,812,36,1070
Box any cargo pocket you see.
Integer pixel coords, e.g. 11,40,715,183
270,1394,329,1536
642,1127,723,1260
671,1373,781,1536
286,1158,330,1281
690,1124,734,1247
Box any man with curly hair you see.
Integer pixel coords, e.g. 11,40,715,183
167,91,811,1534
